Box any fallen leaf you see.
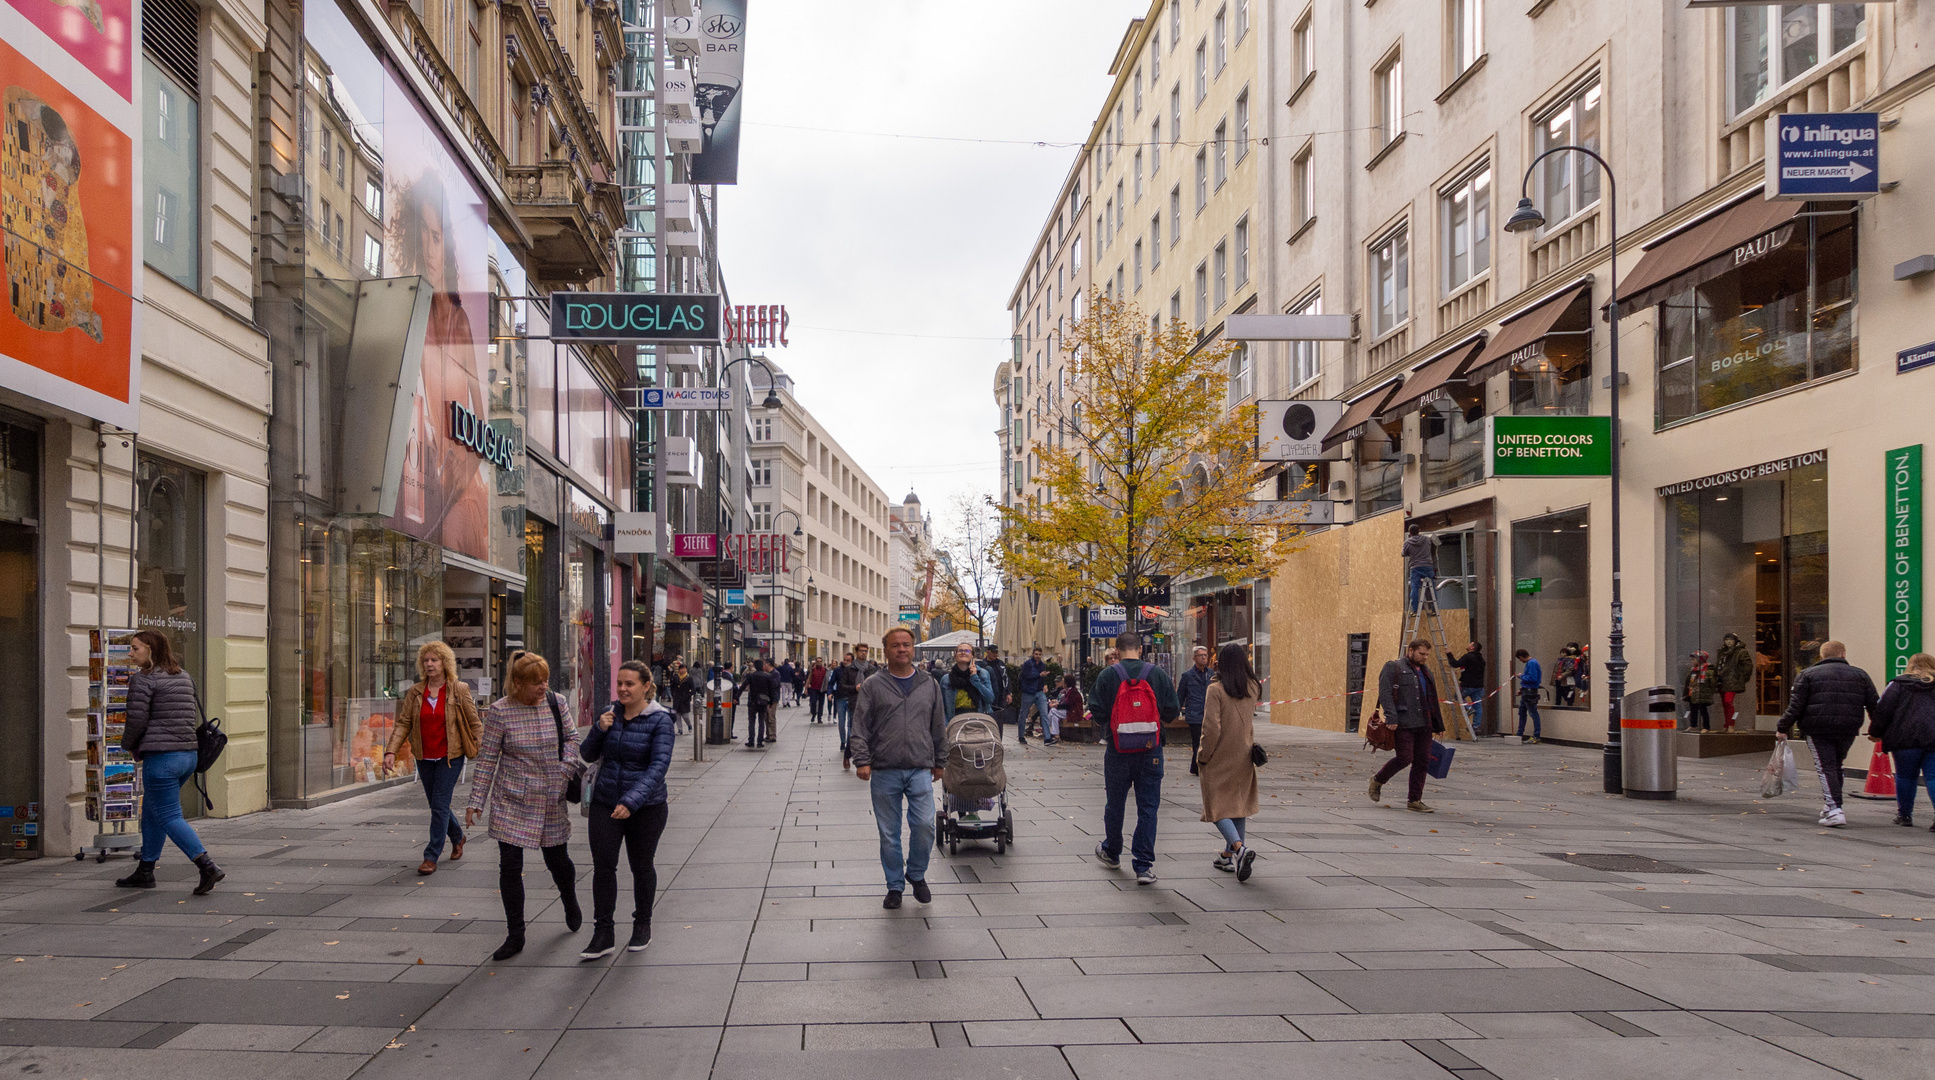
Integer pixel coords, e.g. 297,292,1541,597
336,993,351,1000
324,941,340,946
384,1041,406,1050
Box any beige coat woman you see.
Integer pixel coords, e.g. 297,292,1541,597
1197,682,1260,822
388,679,485,763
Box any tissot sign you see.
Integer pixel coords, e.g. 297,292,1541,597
550,294,722,343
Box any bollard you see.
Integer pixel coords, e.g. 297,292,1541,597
1620,686,1679,800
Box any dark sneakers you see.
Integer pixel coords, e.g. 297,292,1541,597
579,927,617,961
627,925,651,952
909,880,932,905
882,890,903,909
492,934,524,961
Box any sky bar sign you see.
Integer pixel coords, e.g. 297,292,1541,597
1767,113,1879,200
550,293,722,343
1887,445,1922,679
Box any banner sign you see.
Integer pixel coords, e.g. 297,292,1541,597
724,532,790,574
613,511,657,554
549,293,722,343
1486,416,1613,477
1767,112,1879,201
1899,341,1935,376
1088,605,1127,638
1887,445,1922,679
688,0,747,184
640,386,734,409
1656,449,1828,497
673,533,718,559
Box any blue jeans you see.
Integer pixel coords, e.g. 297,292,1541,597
1214,816,1247,848
837,698,853,760
1461,687,1484,735
1893,747,1935,819
416,756,467,861
1407,565,1435,610
1517,688,1541,737
1019,690,1049,739
1101,748,1164,874
868,768,936,891
139,750,206,862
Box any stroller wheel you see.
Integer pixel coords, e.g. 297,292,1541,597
948,835,959,856
935,811,947,841
995,830,1007,855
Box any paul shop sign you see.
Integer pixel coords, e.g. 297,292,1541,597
1655,450,1828,498
448,401,516,469
550,293,722,343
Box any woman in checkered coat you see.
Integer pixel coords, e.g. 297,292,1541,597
465,652,583,960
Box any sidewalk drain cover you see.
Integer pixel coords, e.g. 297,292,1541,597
1546,853,1704,875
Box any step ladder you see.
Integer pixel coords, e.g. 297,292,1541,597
1402,581,1478,741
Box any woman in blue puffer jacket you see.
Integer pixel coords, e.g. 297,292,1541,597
576,660,676,960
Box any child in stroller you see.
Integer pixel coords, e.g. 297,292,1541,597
935,713,1014,854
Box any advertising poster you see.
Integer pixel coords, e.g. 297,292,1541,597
688,0,746,185
0,5,139,430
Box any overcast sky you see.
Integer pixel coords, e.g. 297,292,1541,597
717,1,1141,533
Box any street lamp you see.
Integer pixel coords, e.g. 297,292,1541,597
770,508,805,665
1503,144,1626,794
701,354,784,751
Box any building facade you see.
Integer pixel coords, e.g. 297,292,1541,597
889,492,935,638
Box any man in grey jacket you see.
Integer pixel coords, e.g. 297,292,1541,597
850,625,947,909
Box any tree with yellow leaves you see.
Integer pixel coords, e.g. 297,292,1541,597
998,291,1305,608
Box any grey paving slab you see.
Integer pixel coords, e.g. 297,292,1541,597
1288,1012,1482,1041
1023,971,1350,1018
0,1018,160,1048
1064,1040,1451,1080
224,929,495,966
96,892,353,917
1450,1035,1853,1080
1305,967,1668,1013
993,924,1262,958
569,963,740,1028
1125,1015,1309,1042
348,1027,561,1080
413,963,609,1029
1501,920,1779,953
1775,1012,1935,1037
1592,968,1935,1013
533,1027,723,1080
1764,1036,1935,1080
0,923,254,959
1235,916,1528,954
728,976,1037,1025
711,1046,1077,1080
1445,1011,1623,1039
159,1023,321,1051
1607,891,1875,918
801,1021,936,1049
964,1018,1135,1046
745,928,1003,963
0,1045,366,1079
614,919,752,966
1073,953,1222,974
97,977,448,1028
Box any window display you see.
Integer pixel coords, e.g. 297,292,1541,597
1511,508,1592,712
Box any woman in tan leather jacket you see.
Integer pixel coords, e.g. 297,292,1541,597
385,641,484,874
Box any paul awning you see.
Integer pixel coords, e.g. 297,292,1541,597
1466,282,1593,384
1321,377,1405,451
1377,335,1489,420
1613,195,1806,319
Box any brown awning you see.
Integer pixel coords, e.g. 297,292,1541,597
1379,336,1489,420
1467,282,1593,384
1321,378,1404,451
1614,196,1804,319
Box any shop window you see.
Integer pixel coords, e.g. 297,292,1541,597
143,56,200,290
1665,455,1828,724
1371,225,1409,338
1421,395,1485,498
1511,508,1592,712
1509,333,1592,415
1534,76,1601,228
1354,423,1402,517
135,455,206,689
1656,213,1856,427
1729,4,1865,118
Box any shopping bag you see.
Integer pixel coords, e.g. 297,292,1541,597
1781,742,1799,792
1760,743,1788,798
1426,740,1455,779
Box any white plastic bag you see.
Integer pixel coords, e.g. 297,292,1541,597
1760,744,1787,799
1781,741,1799,792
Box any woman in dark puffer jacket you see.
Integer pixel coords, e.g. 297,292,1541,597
117,631,222,894
575,660,676,960
1871,652,1935,829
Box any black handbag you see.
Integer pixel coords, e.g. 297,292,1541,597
546,692,584,803
190,685,227,808
1250,743,1268,767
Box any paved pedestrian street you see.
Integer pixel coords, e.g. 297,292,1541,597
4,705,1933,1079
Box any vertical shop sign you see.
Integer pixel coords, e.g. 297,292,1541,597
688,0,746,184
1887,445,1922,678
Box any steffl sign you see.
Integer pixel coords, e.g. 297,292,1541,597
1766,112,1879,200
550,293,722,343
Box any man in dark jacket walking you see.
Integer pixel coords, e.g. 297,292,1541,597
981,645,1014,742
1371,639,1446,813
1177,646,1215,775
850,627,947,909
1777,641,1879,828
1088,632,1180,884
1448,642,1487,736
1017,647,1051,745
744,659,781,749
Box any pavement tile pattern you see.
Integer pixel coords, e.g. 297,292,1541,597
2,704,1932,1078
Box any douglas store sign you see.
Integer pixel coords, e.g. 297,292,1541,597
551,294,722,343
448,401,516,469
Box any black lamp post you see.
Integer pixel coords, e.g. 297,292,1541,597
1503,145,1626,794
701,354,783,752
770,508,804,665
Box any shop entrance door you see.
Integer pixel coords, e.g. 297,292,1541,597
0,522,40,857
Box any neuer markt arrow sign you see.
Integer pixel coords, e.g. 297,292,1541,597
1767,113,1879,200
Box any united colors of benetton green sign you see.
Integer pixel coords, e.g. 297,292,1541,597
1887,444,1922,678
1487,416,1613,477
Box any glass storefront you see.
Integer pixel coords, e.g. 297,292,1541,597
1420,398,1485,498
0,420,40,856
1511,507,1592,712
1664,454,1829,722
1355,422,1403,517
134,454,206,687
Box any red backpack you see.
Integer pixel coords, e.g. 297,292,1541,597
1108,662,1162,753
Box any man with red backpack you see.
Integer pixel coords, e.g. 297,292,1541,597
1087,631,1180,884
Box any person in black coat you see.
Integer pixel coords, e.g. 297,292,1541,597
1871,652,1935,828
1447,642,1487,736
745,659,781,748
577,660,676,958
1777,641,1880,828
664,659,697,735
1371,639,1446,813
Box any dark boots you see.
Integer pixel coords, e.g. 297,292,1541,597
192,852,224,895
115,860,157,889
543,844,581,932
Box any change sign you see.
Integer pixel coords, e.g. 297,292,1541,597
1487,416,1613,477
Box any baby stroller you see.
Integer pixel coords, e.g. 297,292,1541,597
935,713,1014,855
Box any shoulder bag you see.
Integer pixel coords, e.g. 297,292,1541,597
1364,708,1397,752
547,692,587,804
189,683,228,809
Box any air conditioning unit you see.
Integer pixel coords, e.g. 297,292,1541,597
663,436,703,487
666,230,701,258
659,69,694,120
662,183,695,230
665,119,703,155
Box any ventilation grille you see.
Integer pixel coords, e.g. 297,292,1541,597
143,0,200,96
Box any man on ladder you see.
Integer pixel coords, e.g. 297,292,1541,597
1401,524,1477,741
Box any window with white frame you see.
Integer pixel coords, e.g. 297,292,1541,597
143,52,200,289
1195,150,1208,211
1134,64,1143,114
1375,51,1403,148
1441,161,1491,293
1195,41,1208,103
752,459,773,486
1729,4,1865,118
1151,26,1161,78
1371,224,1410,337
1134,150,1144,200
751,503,773,532
753,416,774,441
1116,264,1125,297
1293,8,1315,86
1170,186,1182,244
1214,241,1228,309
1170,85,1181,141
1289,290,1322,387
1151,215,1162,267
1214,121,1228,188
1171,290,1183,324
1235,91,1250,162
1214,6,1228,73
1116,186,1126,230
1228,343,1253,405
363,234,382,276
1150,120,1161,172
1235,216,1249,286
1195,262,1209,324
1293,145,1314,228
1134,240,1144,291
1170,2,1180,48
1237,0,1250,41
1450,0,1483,80
1071,235,1082,272
364,177,382,217
1534,75,1601,227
